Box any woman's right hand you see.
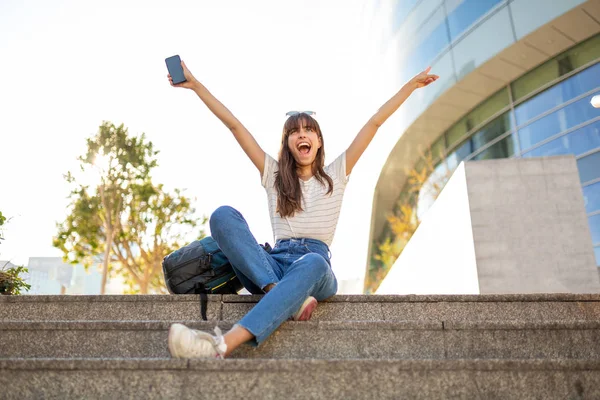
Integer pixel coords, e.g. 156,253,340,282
168,60,199,90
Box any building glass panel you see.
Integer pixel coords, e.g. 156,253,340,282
446,88,510,148
521,119,600,158
512,35,600,102
401,0,445,40
471,113,513,152
514,62,600,127
431,135,446,160
518,95,600,151
472,134,517,160
583,182,600,215
451,6,513,79
589,214,600,245
578,151,600,184
393,0,420,32
402,8,450,82
446,0,504,41
446,141,472,170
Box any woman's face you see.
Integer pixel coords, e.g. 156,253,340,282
286,123,322,167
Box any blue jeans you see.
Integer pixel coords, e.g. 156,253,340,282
209,205,338,345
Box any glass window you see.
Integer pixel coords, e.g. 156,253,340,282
518,95,600,151
594,246,600,267
400,0,445,38
469,89,511,133
584,182,600,215
512,35,600,101
589,214,600,245
446,117,469,148
416,160,450,220
566,34,600,72
472,134,517,161
445,88,510,148
578,150,600,184
471,113,514,152
514,62,600,126
393,0,420,32
431,135,446,160
452,6,514,79
446,141,472,170
412,17,450,72
446,0,503,41
398,7,450,84
522,120,600,158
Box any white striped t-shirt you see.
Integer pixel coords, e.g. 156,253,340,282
261,152,349,246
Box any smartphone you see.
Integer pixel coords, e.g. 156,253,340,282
165,55,186,84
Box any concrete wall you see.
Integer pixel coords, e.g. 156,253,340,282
376,156,600,295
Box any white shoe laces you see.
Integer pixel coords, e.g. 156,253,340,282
212,326,227,359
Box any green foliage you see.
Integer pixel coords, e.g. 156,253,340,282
110,183,201,294
54,121,204,294
0,211,6,243
53,187,103,265
0,264,31,295
0,212,30,295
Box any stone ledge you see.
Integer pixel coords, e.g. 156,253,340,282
0,320,444,331
3,358,600,372
3,293,600,304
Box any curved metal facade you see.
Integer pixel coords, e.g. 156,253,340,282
369,0,600,275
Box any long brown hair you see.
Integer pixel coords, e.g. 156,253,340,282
275,113,333,218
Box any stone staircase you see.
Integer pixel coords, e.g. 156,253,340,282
1,294,600,399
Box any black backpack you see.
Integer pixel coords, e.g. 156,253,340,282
162,236,271,320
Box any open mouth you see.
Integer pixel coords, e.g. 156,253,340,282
297,142,312,156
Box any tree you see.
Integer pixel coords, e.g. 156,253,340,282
54,121,201,294
110,183,204,294
0,211,31,295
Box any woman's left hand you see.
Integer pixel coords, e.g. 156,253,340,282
411,67,439,89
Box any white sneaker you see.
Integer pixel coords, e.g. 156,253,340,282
168,324,227,359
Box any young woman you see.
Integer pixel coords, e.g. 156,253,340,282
167,60,438,359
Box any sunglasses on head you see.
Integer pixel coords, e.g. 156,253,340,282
285,111,316,117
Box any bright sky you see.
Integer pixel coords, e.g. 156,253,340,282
0,0,405,293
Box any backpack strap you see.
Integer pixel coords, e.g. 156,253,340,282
194,282,209,321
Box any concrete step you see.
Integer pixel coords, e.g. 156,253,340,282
2,320,600,360
1,358,599,400
2,293,600,322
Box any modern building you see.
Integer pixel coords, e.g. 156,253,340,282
24,257,124,295
368,0,600,286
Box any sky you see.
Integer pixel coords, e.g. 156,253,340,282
0,0,406,293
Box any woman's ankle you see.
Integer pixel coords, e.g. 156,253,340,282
263,283,277,293
223,325,254,356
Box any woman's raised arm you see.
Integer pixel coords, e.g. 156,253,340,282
345,67,439,175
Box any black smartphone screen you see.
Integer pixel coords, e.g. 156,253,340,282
165,55,186,84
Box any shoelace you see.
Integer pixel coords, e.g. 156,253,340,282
213,326,227,359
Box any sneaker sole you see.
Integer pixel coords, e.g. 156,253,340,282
293,296,318,321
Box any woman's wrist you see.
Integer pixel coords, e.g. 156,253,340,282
190,80,203,92
405,79,418,91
